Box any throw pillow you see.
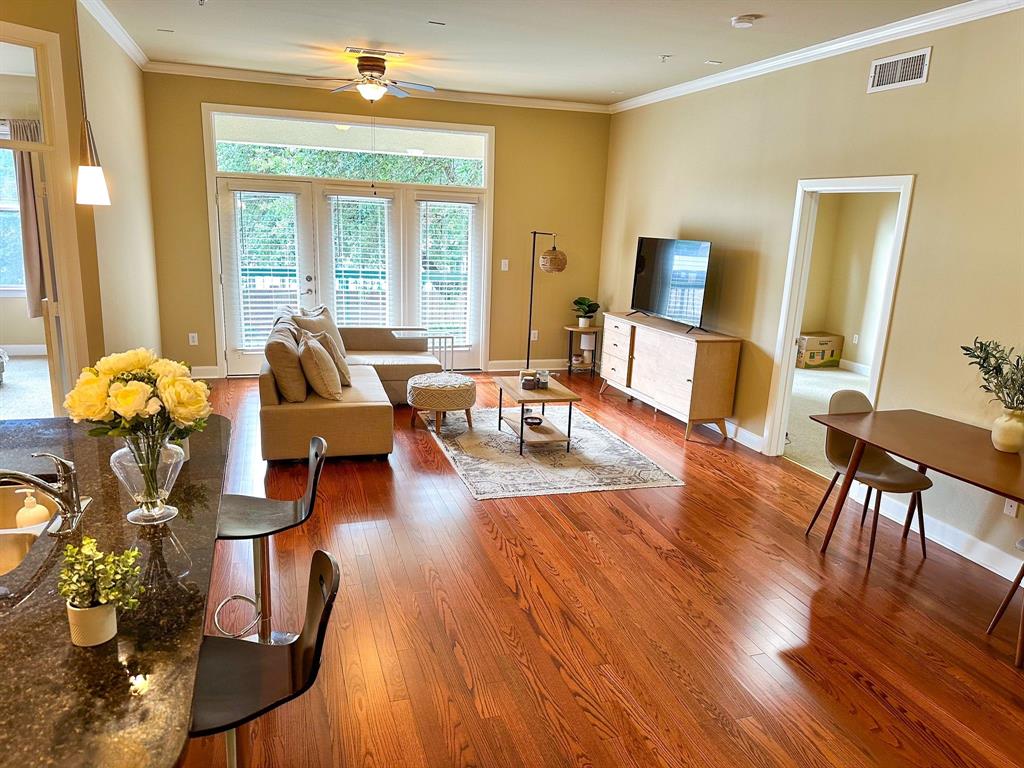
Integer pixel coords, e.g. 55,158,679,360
265,325,307,402
303,330,351,386
298,334,344,401
292,305,346,357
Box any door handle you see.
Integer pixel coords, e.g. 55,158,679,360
302,288,314,295
305,275,314,282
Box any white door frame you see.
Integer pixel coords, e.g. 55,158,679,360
762,175,915,457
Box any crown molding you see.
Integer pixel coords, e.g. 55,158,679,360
79,0,149,68
141,61,613,114
611,0,1024,112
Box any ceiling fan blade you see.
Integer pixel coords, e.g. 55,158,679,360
392,80,435,93
331,82,361,93
386,84,410,98
306,76,356,81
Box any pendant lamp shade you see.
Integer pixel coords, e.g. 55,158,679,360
76,120,110,206
540,247,567,273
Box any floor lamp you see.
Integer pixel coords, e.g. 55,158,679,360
525,231,567,368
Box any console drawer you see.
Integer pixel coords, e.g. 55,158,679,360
601,353,630,386
602,326,632,360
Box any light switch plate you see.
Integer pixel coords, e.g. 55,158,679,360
500,259,509,271
1004,498,1019,518
188,332,199,346
530,330,538,341
852,334,860,344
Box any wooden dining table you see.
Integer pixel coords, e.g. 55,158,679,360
810,409,1024,555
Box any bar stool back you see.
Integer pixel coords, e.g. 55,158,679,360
214,437,328,642
190,550,341,767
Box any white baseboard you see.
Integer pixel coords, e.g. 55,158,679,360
726,421,764,452
839,359,871,376
190,365,224,379
487,358,567,372
1,344,46,356
846,484,1021,580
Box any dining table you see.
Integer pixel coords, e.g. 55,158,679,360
0,415,230,767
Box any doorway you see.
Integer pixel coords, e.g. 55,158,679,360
763,176,914,461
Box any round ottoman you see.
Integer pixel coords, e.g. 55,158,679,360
407,373,477,432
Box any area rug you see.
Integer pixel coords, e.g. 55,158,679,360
421,406,683,500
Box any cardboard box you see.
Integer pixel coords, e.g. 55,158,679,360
796,332,844,369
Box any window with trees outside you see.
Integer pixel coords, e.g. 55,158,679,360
0,149,25,295
212,111,489,374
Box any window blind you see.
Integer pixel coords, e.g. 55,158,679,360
417,200,474,346
330,195,392,327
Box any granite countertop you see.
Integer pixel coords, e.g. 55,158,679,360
0,416,231,767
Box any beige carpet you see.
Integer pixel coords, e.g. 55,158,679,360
784,367,868,477
0,356,54,420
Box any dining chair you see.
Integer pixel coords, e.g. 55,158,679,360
805,390,932,569
190,549,341,768
214,436,327,643
985,538,1024,668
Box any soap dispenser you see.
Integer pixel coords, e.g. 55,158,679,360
16,488,50,528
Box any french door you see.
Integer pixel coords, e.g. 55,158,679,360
218,178,483,375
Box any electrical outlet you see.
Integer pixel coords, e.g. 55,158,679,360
500,259,509,271
852,334,859,344
188,332,199,346
530,330,539,341
1004,498,1019,518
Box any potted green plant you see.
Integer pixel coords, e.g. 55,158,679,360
58,536,144,646
961,338,1024,452
572,297,600,328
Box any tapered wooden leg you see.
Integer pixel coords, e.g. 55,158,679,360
434,411,442,432
599,380,609,394
861,487,872,526
866,490,882,571
916,493,927,559
820,439,866,554
715,419,728,439
684,421,694,440
806,472,839,536
465,409,473,429
986,562,1024,634
902,493,918,539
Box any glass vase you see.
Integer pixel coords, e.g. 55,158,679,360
110,433,185,525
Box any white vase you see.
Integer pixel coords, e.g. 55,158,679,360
578,317,591,327
67,602,117,647
991,408,1024,453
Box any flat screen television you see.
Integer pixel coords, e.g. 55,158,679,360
630,237,712,328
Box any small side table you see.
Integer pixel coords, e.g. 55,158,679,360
564,326,601,378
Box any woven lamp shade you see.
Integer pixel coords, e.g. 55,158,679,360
540,247,567,273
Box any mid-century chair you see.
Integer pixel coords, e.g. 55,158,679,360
805,390,932,569
214,436,327,643
985,538,1024,668
190,549,341,768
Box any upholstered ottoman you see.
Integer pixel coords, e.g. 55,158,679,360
407,372,477,431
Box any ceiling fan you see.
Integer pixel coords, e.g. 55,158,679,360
307,55,436,102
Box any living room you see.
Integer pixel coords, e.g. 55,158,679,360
0,1,1022,767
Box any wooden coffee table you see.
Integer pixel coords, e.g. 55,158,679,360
493,376,583,455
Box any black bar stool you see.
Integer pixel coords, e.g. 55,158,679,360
190,549,340,767
214,436,327,644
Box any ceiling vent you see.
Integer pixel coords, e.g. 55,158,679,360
867,47,931,93
344,46,403,58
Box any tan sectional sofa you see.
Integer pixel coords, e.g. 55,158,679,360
259,325,442,461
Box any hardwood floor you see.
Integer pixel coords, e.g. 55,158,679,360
182,374,1023,768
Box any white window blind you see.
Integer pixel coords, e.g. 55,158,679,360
233,190,299,349
418,200,474,346
329,195,393,326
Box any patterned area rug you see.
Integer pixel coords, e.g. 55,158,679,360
421,406,683,500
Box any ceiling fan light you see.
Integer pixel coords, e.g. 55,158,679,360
356,81,388,102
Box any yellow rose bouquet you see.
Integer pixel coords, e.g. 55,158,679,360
64,348,212,525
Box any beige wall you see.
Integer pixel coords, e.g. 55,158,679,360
79,8,160,354
803,192,898,369
599,13,1024,558
0,297,44,345
141,73,610,367
1,0,105,361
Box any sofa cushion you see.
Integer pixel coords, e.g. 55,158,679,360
298,334,344,401
291,306,346,356
345,350,443,381
303,330,351,386
265,324,307,403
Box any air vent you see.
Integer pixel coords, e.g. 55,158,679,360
344,46,404,58
867,47,931,93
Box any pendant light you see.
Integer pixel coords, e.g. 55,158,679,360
73,2,110,205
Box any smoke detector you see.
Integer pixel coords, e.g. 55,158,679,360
731,15,759,29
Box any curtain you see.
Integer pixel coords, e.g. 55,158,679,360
9,119,45,319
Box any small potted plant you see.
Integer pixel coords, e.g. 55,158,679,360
572,296,600,327
58,536,144,647
961,337,1024,452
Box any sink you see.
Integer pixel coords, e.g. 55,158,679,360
0,485,58,576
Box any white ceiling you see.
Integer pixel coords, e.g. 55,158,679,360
103,0,962,104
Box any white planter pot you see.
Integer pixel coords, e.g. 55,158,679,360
991,408,1024,453
578,317,592,328
67,602,117,647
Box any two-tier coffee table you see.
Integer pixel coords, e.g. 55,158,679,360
493,376,583,455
